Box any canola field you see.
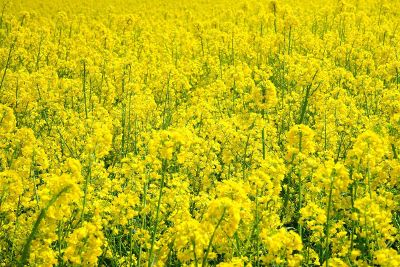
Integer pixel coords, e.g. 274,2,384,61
1,0,400,266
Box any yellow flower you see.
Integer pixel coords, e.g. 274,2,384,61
64,221,104,266
0,104,16,133
204,197,241,238
286,124,315,160
374,249,400,267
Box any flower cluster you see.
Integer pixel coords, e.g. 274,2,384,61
0,0,400,266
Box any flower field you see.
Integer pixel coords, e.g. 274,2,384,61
1,0,400,266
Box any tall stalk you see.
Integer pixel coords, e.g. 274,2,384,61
148,159,167,267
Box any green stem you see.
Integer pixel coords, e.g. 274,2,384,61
192,239,199,267
261,128,266,160
82,61,88,119
81,154,92,222
202,208,226,267
0,39,15,94
391,144,398,159
148,160,167,267
138,181,148,267
20,186,71,267
324,177,334,266
298,71,319,124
